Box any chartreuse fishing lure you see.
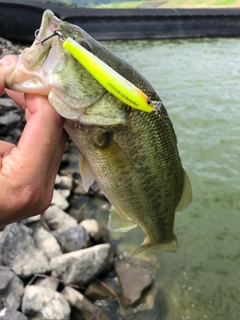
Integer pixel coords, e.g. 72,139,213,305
63,37,154,113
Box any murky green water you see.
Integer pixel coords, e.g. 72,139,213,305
100,38,240,320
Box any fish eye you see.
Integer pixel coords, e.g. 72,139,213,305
79,41,92,52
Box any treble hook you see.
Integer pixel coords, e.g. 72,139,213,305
35,29,64,45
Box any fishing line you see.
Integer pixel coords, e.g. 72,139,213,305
35,29,65,45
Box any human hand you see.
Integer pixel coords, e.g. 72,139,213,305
0,56,68,226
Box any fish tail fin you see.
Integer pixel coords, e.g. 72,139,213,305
132,234,178,255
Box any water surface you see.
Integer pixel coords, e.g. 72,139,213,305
102,38,240,320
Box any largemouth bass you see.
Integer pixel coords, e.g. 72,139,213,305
6,10,192,253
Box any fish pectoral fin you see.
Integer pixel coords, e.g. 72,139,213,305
175,169,192,213
79,152,96,192
108,207,137,232
133,234,178,255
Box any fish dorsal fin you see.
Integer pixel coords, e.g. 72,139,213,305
108,207,137,232
79,152,96,192
176,169,192,213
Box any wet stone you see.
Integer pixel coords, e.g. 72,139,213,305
0,98,16,108
0,37,22,58
32,225,62,259
52,225,89,253
0,113,21,126
84,280,112,301
55,174,73,190
22,285,71,320
59,188,71,199
1,273,24,310
20,214,41,225
51,243,114,287
0,101,25,145
1,223,50,278
62,286,110,320
115,261,153,306
34,276,59,291
51,189,69,210
0,307,27,320
42,205,78,230
67,208,83,222
73,180,86,195
0,266,14,291
68,193,89,210
80,219,109,244
67,194,90,222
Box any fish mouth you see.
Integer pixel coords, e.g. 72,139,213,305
20,11,63,72
5,10,63,92
36,10,60,43
6,9,107,112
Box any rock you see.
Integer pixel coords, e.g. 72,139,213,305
62,286,110,320
68,194,89,210
51,244,113,287
80,198,110,224
0,231,3,262
0,113,21,126
80,219,108,244
55,174,73,190
0,97,25,145
42,205,78,230
115,261,153,306
0,98,16,108
0,266,14,291
21,215,41,225
52,225,89,253
51,189,69,210
33,226,62,259
73,180,86,195
84,280,111,301
22,285,71,320
59,152,71,168
67,208,83,222
0,268,24,310
68,195,90,222
34,276,59,291
59,189,71,199
135,282,164,314
6,277,24,310
0,307,27,320
1,223,50,278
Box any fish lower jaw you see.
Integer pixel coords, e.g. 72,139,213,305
8,79,50,95
5,64,50,95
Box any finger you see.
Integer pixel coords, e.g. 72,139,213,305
45,129,68,185
0,56,18,95
0,141,16,156
6,89,25,109
0,141,16,169
17,94,66,175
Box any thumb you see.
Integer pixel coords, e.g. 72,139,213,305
0,55,18,95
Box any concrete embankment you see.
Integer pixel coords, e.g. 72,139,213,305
0,0,240,42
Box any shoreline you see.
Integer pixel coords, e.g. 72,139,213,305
0,36,158,320
1,1,240,42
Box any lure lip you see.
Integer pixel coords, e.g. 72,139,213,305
62,37,154,113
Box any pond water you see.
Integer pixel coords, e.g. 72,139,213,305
98,38,240,320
